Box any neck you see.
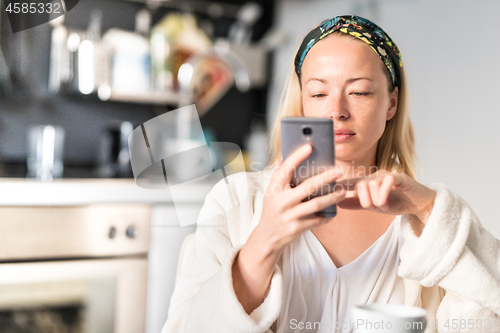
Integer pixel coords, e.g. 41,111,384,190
335,153,378,180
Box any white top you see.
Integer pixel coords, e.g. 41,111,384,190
277,216,405,333
162,171,500,333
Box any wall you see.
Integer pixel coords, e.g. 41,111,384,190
269,0,500,238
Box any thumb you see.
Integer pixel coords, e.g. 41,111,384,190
336,197,363,210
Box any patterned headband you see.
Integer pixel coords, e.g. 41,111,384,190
294,15,403,89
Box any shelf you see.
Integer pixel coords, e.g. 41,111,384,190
98,89,181,106
122,0,241,18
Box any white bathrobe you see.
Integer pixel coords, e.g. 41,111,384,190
162,169,500,333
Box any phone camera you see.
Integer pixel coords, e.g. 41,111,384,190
302,127,312,135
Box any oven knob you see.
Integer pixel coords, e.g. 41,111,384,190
108,226,117,239
126,225,137,239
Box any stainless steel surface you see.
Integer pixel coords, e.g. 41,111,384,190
97,121,134,178
0,204,151,261
0,9,13,94
228,2,263,44
27,125,65,181
0,203,152,332
0,257,148,333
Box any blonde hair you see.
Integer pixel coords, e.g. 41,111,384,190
267,32,422,181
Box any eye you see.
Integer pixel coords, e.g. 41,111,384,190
312,93,326,98
352,92,369,97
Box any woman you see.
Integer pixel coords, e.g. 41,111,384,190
163,16,500,333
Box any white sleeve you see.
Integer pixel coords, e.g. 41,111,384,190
162,180,283,333
398,183,500,331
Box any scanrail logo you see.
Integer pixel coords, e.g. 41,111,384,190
2,0,80,33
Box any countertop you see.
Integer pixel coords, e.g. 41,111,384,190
0,178,214,206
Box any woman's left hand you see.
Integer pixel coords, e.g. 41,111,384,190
336,170,437,226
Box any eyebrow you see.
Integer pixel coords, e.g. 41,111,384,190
306,78,327,84
346,77,373,84
305,77,373,84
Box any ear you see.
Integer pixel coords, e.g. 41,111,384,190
386,87,398,121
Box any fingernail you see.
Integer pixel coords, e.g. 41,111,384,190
380,204,388,211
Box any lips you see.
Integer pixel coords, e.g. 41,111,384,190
334,129,355,135
334,129,355,142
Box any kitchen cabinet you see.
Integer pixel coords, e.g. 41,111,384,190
0,178,212,333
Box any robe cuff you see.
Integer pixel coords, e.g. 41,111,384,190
398,183,472,287
221,244,283,332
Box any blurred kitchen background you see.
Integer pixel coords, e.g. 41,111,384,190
0,0,276,178
1,0,500,332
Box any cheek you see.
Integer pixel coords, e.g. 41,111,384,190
353,100,388,136
303,107,326,117
302,96,329,118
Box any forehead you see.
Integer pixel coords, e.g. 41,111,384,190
300,34,386,82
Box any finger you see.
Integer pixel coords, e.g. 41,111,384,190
335,177,363,192
368,178,383,208
295,216,329,233
336,196,363,210
355,180,374,209
276,144,312,187
378,174,395,206
337,197,385,213
270,162,282,178
335,169,390,192
288,187,346,218
392,172,411,192
292,167,344,203
266,163,286,195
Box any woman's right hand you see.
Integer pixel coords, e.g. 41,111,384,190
252,144,346,256
232,144,345,314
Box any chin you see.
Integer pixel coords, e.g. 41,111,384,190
334,149,357,161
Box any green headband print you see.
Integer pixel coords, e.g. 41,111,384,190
294,15,403,89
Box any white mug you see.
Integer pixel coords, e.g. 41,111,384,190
351,303,427,333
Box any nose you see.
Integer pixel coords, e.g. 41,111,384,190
329,93,349,120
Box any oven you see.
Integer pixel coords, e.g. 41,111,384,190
0,204,151,333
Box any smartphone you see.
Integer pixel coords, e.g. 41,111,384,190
281,117,337,217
